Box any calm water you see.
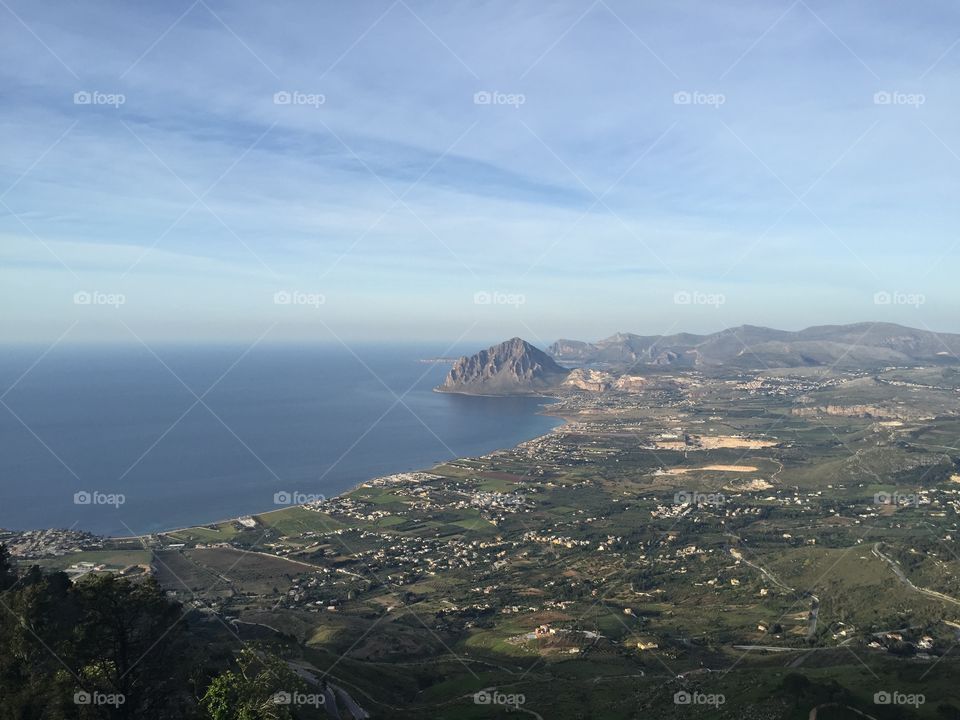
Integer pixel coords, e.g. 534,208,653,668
0,344,560,536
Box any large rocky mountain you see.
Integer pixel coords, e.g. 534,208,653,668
437,338,570,394
548,323,960,369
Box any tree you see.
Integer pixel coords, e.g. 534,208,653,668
0,569,81,719
0,570,192,719
200,648,303,720
73,575,185,718
0,545,16,592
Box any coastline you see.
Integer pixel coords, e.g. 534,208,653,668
432,387,562,399
109,396,571,541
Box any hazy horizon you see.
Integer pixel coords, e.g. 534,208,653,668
2,318,960,353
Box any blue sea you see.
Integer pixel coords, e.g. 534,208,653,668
0,344,561,536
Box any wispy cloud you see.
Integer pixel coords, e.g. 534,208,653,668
2,0,959,342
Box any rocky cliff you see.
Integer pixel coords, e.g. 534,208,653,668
437,338,570,395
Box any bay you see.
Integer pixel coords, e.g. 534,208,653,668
0,343,560,535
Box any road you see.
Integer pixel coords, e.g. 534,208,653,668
729,546,819,638
872,543,960,607
286,659,371,719
729,548,794,593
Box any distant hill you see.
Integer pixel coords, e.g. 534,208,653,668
437,338,570,395
548,323,960,369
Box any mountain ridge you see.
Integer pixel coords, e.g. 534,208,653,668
438,324,960,396
548,322,960,368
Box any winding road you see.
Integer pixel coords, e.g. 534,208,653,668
729,546,820,638
871,543,960,607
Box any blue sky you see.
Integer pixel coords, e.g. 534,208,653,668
1,0,959,345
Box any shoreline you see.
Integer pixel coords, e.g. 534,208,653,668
106,396,571,542
433,387,562,399
3,396,573,544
